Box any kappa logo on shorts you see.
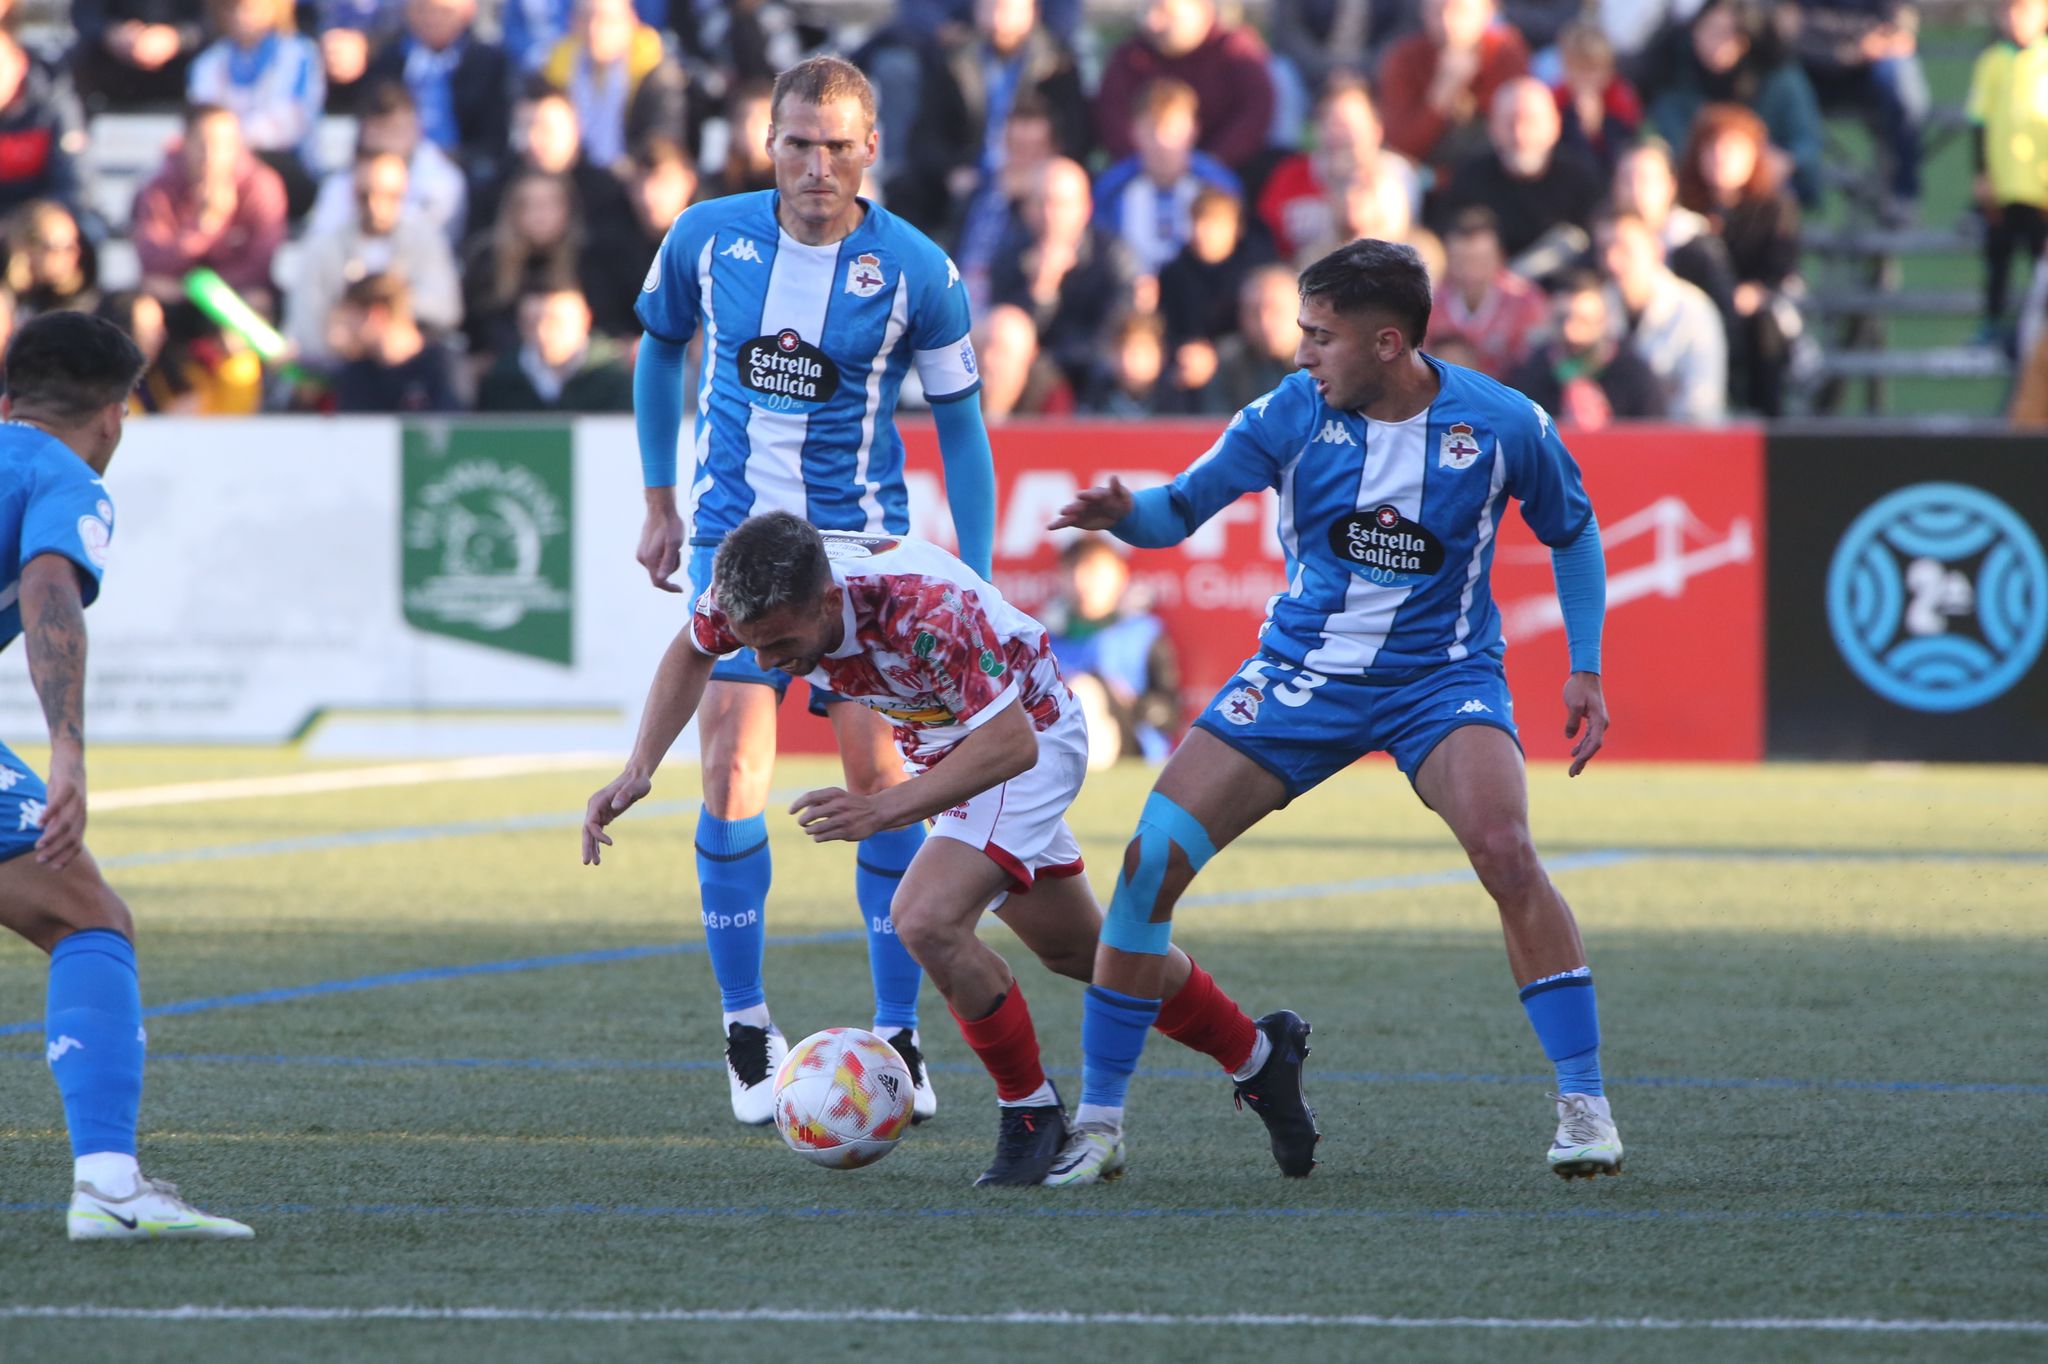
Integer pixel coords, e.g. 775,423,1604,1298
1218,684,1263,725
1439,422,1482,470
0,766,22,791
45,1034,81,1064
1455,699,1493,714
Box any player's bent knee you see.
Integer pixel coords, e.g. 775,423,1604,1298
1036,942,1097,983
1467,825,1542,899
1102,792,1217,956
886,890,959,961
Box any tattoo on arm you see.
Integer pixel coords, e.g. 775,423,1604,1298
21,558,87,750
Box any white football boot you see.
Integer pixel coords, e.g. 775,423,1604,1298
1041,1122,1127,1187
725,1021,787,1125
1547,1093,1624,1179
68,1175,254,1241
882,1028,939,1124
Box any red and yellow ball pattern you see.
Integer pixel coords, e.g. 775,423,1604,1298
771,1027,917,1169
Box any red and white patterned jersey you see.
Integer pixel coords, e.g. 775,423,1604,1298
688,532,1074,770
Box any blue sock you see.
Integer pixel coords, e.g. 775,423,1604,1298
1519,968,1603,1097
45,929,145,1159
857,824,924,1033
696,809,771,1013
1079,985,1162,1111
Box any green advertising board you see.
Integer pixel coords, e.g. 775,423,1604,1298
401,424,574,664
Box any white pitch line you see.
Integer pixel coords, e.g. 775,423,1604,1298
1,1307,2041,1333
93,754,619,811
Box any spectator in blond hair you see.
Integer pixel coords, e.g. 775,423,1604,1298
1093,79,1240,276
538,0,685,175
1553,22,1642,175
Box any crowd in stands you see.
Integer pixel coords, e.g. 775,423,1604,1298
0,0,2039,423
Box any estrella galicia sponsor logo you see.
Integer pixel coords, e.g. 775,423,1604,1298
740,329,839,411
1329,505,1445,585
1826,482,2048,713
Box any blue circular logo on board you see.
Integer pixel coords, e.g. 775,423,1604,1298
1826,482,2048,713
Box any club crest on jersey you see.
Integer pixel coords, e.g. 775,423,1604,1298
1330,505,1446,585
845,252,886,298
1440,422,1481,470
740,329,841,411
1218,685,1263,726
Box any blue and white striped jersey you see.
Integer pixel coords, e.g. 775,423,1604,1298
1162,358,1592,678
635,191,981,547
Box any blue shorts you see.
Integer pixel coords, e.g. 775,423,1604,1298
1191,651,1522,803
0,739,49,863
687,545,840,716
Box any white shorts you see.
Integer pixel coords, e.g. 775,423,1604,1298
927,705,1088,896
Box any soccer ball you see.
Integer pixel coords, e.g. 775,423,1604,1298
772,1027,916,1169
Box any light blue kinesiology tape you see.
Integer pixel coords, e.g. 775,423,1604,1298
1101,793,1216,956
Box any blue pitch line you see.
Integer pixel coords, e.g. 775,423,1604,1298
0,1200,2039,1225
95,798,2048,873
0,931,863,1039
0,1050,2040,1097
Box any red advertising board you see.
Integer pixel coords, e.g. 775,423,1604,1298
779,421,1764,762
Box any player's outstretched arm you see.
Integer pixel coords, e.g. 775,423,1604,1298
582,632,715,863
791,700,1038,843
633,332,689,592
1048,476,1135,533
20,552,90,869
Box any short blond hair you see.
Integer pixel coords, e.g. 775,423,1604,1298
770,55,877,131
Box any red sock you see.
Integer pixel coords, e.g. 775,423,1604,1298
1154,958,1258,1074
951,984,1048,1103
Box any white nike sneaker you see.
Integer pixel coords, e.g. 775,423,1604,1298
68,1175,254,1241
1041,1122,1127,1187
882,1028,939,1124
725,1021,787,1125
1547,1093,1624,1180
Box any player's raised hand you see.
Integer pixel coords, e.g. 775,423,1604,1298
33,749,86,871
637,492,686,593
790,787,884,843
1562,672,1609,778
582,770,653,864
1048,476,1135,532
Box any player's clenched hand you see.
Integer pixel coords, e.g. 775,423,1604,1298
582,770,653,864
34,751,86,871
1047,476,1134,532
637,497,686,593
1562,672,1609,778
790,787,884,843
